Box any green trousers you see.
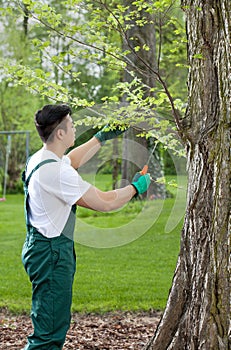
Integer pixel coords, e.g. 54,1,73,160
22,227,76,349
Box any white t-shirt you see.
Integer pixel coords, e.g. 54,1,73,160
26,148,91,238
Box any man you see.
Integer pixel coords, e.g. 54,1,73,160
21,104,150,349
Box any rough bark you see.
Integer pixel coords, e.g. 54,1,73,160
145,1,230,349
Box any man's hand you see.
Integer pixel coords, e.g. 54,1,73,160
131,172,151,195
94,124,128,144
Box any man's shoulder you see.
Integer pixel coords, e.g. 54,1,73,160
26,149,59,175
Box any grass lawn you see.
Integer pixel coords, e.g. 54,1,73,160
0,175,187,314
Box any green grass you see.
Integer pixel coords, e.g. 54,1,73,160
0,175,187,314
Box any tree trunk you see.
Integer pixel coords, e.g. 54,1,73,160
121,1,166,199
23,3,29,37
145,1,230,349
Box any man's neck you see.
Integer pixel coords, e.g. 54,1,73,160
43,142,66,159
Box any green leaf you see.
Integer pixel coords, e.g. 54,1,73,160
193,53,204,59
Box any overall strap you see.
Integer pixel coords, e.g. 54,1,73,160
23,159,57,228
24,159,57,187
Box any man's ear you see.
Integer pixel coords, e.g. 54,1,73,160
56,128,65,140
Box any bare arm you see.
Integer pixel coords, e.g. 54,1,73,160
76,185,137,212
67,137,101,169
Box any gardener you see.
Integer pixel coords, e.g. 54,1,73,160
21,104,150,350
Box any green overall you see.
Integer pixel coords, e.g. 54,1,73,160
21,159,77,350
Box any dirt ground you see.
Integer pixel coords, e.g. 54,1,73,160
0,310,161,350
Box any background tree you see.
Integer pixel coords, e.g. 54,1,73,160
0,1,41,192
0,0,122,191
145,1,230,348
0,0,187,191
121,0,166,198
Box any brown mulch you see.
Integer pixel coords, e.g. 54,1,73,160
0,310,161,350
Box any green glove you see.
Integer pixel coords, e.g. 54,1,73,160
94,124,127,144
131,172,151,195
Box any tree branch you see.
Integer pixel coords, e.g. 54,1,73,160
96,0,184,139
17,1,185,140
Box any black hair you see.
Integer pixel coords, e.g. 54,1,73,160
35,104,72,142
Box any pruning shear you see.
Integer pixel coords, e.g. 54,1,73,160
140,142,158,175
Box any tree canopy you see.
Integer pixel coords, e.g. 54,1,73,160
0,0,188,154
